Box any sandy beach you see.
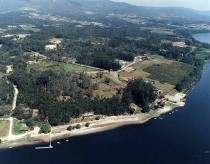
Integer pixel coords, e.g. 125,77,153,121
0,93,186,149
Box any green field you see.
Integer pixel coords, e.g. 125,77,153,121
120,55,192,95
0,120,10,137
151,28,175,35
28,61,97,72
54,63,97,72
195,51,210,60
144,62,194,85
20,24,40,32
12,119,29,134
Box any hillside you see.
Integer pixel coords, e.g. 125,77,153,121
0,0,209,20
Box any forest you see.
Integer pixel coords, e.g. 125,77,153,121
8,64,157,126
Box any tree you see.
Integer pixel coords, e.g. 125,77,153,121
0,139,2,144
122,78,157,112
39,123,51,134
67,126,73,131
121,90,133,105
85,122,90,127
75,124,81,129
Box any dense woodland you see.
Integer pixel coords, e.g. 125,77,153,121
0,78,14,116
8,66,141,125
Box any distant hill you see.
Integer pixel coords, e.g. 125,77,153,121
0,0,210,20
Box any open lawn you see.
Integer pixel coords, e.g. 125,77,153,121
151,28,175,35
28,60,97,72
120,55,192,95
144,62,194,85
54,63,97,72
0,120,10,137
12,119,29,135
195,50,210,60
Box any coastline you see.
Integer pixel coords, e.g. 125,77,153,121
0,93,185,149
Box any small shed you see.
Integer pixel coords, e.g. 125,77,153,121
32,109,39,118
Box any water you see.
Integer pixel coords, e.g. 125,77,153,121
193,33,210,44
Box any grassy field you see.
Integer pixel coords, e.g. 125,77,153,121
0,120,10,137
54,63,97,72
120,55,192,95
90,72,121,98
195,51,210,60
144,62,193,85
28,60,96,72
151,28,175,35
21,24,40,32
12,119,29,135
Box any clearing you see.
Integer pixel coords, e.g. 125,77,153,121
151,28,175,35
120,55,193,95
12,119,29,135
90,72,123,98
0,120,10,137
172,42,188,47
28,60,97,72
195,50,210,60
144,62,193,85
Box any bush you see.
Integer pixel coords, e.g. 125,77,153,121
75,124,81,129
39,123,51,134
104,78,110,84
85,122,90,127
67,126,73,131
95,116,100,120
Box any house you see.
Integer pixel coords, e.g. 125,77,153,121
32,109,39,118
123,66,135,73
83,112,95,118
121,76,134,82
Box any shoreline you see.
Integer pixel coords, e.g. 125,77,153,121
0,93,185,149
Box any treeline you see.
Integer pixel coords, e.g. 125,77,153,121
175,57,204,91
0,78,13,106
0,78,14,116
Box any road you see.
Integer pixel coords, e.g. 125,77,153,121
7,85,19,138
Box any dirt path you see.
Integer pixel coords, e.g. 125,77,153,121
7,85,19,138
109,71,125,85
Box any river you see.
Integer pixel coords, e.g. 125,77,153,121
1,38,210,164
193,33,210,44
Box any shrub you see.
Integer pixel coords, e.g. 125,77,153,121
39,123,51,134
75,124,81,129
85,122,90,127
67,126,73,131
95,116,100,120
